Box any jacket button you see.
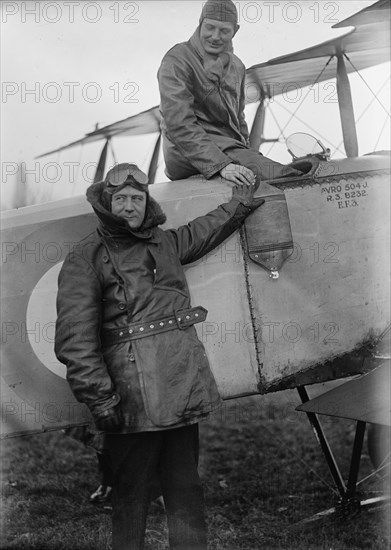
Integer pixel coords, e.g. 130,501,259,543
118,302,126,310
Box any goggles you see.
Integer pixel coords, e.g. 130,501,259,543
104,163,149,188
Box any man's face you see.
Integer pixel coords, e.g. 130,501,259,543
199,18,236,55
111,186,147,230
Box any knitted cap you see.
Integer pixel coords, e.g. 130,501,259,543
199,0,238,26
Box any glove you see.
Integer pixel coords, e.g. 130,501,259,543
232,185,265,212
94,405,123,432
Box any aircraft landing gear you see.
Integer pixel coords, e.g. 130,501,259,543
294,367,391,526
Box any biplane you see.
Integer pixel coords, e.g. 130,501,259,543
1,0,390,518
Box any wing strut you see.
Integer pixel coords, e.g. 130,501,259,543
337,53,359,157
249,97,266,151
147,132,162,184
93,139,109,183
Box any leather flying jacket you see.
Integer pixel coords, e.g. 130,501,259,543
158,28,250,179
55,183,254,432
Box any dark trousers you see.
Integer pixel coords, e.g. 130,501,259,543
163,138,301,183
106,424,207,550
97,451,114,487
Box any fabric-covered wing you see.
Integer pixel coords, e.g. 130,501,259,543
245,0,390,101
36,106,161,158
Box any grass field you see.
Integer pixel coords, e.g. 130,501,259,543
1,387,390,550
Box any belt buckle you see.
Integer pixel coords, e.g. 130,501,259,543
174,308,188,330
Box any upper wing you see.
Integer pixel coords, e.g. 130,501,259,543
245,0,390,101
36,106,161,158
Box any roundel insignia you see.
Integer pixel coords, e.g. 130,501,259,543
26,262,66,380
1,211,97,436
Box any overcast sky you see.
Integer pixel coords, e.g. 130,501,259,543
1,0,389,209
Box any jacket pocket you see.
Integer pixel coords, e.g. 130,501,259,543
132,329,221,427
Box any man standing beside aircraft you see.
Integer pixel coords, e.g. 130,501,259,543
158,0,301,187
55,163,264,550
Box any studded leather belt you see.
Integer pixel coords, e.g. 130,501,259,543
101,306,208,347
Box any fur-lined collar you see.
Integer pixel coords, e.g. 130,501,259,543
86,181,167,241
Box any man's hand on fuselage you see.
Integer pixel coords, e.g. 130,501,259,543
232,185,265,211
220,163,256,187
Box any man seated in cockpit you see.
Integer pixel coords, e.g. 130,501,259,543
157,0,302,187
